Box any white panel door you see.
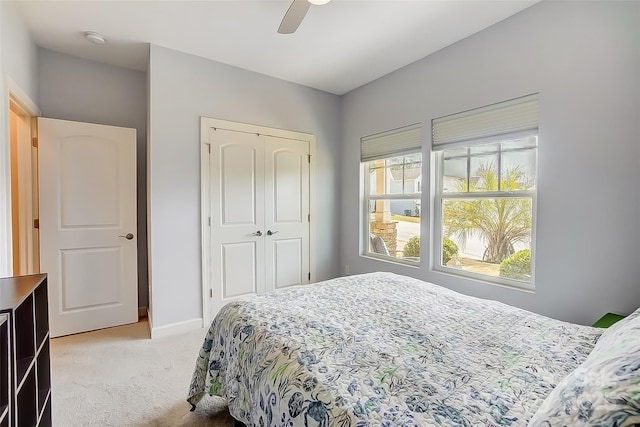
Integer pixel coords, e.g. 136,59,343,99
38,118,137,337
209,128,265,316
264,136,310,291
207,126,311,319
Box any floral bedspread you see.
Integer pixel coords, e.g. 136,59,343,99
188,272,601,426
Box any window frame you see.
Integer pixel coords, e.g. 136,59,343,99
362,153,423,266
432,134,537,291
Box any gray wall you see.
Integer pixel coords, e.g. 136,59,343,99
148,45,342,328
37,49,149,309
340,1,640,325
0,0,39,276
0,1,38,101
5,0,637,330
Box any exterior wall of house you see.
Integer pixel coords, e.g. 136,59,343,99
148,45,342,329
0,1,39,277
37,49,149,310
340,1,640,325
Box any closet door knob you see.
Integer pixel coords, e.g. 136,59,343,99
252,231,263,237
118,233,134,240
267,230,279,236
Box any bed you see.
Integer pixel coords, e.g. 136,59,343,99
187,272,640,426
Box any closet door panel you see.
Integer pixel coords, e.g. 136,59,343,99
264,136,310,291
209,129,265,316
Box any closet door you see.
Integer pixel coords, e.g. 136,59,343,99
206,124,312,319
264,136,310,291
209,128,265,316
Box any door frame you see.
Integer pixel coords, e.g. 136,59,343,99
1,76,40,277
200,117,317,326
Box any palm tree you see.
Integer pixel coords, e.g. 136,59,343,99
443,163,532,263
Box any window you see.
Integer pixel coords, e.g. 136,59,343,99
361,124,422,264
432,95,538,289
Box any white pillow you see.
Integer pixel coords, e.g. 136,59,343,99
528,308,640,426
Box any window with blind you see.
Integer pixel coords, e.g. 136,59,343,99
361,124,422,264
432,94,538,289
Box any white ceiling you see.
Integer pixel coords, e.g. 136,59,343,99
14,0,538,95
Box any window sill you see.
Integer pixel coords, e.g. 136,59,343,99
361,253,421,268
432,265,535,293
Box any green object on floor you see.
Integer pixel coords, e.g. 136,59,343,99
592,312,625,328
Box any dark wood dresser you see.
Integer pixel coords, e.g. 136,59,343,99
0,274,51,427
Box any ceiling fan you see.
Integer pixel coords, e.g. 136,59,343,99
278,0,332,34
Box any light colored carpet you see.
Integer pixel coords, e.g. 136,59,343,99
51,320,236,427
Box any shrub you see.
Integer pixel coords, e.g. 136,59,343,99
442,237,459,265
403,236,459,263
403,236,420,258
499,249,531,280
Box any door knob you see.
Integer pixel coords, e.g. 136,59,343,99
267,230,279,236
118,233,134,240
252,231,263,237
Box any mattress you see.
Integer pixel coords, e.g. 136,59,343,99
188,272,601,426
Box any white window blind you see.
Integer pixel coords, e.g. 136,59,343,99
432,94,538,149
361,123,422,162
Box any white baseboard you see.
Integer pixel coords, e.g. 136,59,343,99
150,317,203,339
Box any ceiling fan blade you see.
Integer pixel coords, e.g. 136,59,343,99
278,0,311,34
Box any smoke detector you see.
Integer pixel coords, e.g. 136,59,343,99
84,31,106,45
